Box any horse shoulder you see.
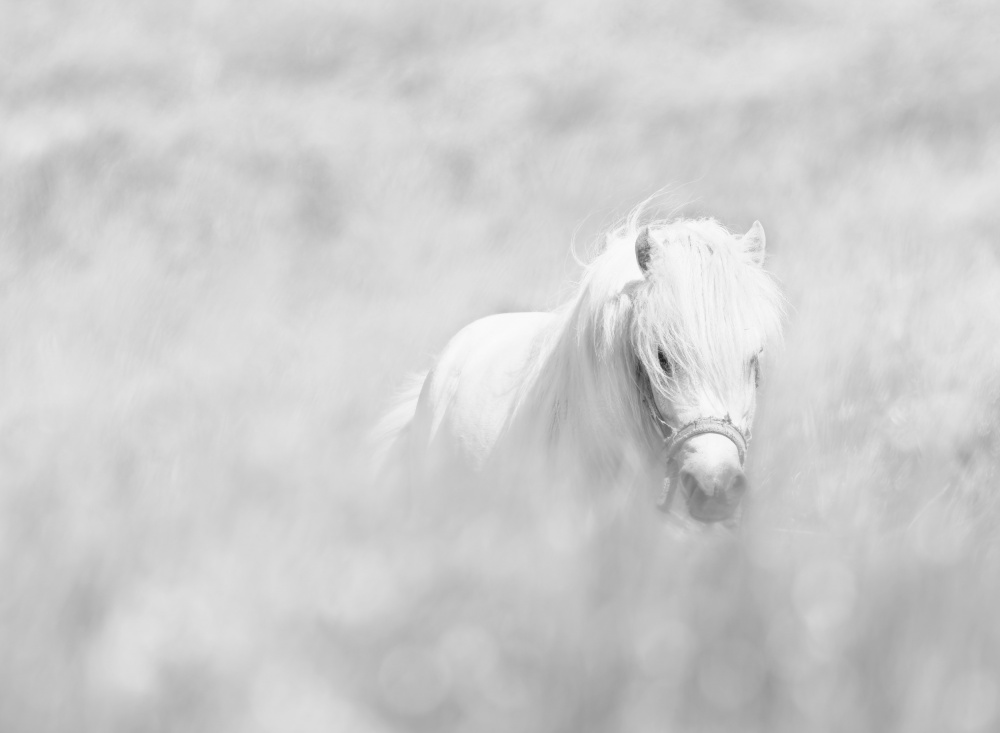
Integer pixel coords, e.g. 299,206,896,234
414,312,555,470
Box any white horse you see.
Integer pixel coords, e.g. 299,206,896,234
378,213,784,525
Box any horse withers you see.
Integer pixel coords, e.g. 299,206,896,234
377,212,784,527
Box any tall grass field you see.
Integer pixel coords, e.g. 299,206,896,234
2,1,1000,731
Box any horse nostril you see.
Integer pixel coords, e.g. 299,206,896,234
682,466,747,523
724,469,748,501
679,470,702,499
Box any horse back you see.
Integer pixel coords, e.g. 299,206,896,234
411,312,555,472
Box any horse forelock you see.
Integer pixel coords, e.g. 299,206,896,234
582,215,784,420
631,219,784,419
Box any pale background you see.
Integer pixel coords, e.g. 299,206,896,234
2,1,1000,731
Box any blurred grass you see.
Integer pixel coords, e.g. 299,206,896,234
2,0,1000,731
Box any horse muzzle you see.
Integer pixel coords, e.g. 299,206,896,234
680,463,747,523
654,417,750,524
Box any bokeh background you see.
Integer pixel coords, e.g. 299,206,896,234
3,0,1000,730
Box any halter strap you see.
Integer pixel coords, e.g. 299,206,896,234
641,383,749,466
665,417,747,466
638,371,750,512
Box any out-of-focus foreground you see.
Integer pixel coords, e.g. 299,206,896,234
2,1,1000,731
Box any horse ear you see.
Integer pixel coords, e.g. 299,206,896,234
635,226,655,273
742,221,766,264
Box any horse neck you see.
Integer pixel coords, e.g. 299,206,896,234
520,292,653,476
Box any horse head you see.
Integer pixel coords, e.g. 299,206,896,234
631,220,782,524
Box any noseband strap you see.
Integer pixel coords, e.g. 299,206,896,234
664,417,747,467
641,379,749,466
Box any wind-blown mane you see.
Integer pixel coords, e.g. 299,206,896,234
510,213,785,476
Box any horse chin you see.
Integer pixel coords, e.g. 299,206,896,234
658,467,743,531
688,498,740,524
683,481,744,526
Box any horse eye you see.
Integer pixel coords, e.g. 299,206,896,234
657,348,673,377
